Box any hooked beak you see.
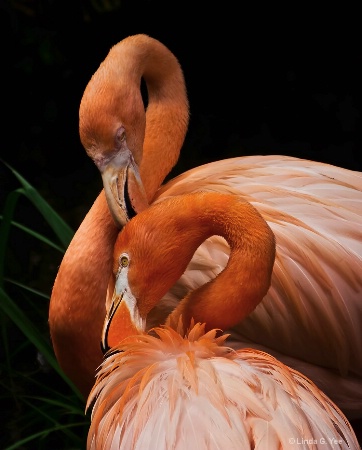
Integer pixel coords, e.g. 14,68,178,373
101,275,146,354
100,148,149,228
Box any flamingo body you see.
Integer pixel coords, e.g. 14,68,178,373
49,35,362,420
150,155,362,419
87,324,359,450
88,192,359,449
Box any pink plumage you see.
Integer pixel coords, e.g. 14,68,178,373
87,323,359,450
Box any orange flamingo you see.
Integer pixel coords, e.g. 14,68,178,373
86,192,359,450
49,35,362,418
49,33,188,398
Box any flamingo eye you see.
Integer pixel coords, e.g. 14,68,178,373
120,255,129,268
116,126,126,145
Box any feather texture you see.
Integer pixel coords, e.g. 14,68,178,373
49,34,362,422
87,324,359,449
147,155,362,417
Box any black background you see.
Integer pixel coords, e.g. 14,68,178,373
1,1,361,230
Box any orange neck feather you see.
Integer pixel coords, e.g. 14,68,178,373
79,34,189,203
114,192,276,334
166,194,276,331
51,35,189,397
49,191,118,396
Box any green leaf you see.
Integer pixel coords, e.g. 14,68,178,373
4,422,87,450
0,216,66,253
4,163,74,248
0,189,22,286
22,395,85,416
4,278,50,300
0,287,83,401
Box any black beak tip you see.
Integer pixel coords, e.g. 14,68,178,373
100,340,109,355
100,341,124,357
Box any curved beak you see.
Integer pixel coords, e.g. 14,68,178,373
101,274,146,353
100,148,149,228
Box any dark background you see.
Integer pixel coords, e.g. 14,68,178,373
1,1,361,230
1,1,361,445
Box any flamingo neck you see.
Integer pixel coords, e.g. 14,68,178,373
135,38,189,201
79,34,189,202
116,192,276,334
164,194,276,332
49,191,117,394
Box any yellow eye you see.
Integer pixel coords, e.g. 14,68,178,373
120,255,129,268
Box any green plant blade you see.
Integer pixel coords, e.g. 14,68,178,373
4,422,87,450
22,395,85,416
5,163,74,248
0,287,83,401
4,278,50,299
0,216,66,253
0,189,22,286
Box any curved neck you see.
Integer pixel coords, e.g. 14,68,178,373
79,34,189,202
50,191,118,315
49,191,118,394
117,192,276,334
164,194,276,332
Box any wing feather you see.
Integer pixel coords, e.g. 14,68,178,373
149,155,362,416
87,325,359,449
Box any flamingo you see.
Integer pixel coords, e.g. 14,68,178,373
49,33,188,398
49,34,362,418
86,192,359,450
